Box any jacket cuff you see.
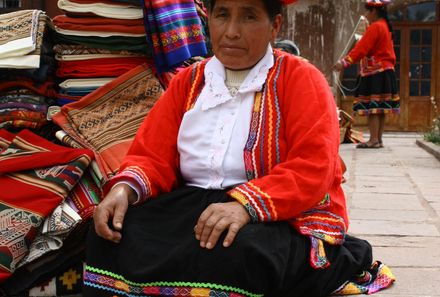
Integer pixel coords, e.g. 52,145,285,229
103,166,152,204
228,183,275,223
341,56,353,68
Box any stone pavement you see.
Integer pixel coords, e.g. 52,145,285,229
340,132,440,297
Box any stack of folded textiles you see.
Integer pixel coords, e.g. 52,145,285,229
0,10,58,134
52,0,150,105
0,129,101,297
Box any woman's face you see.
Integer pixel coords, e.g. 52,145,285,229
365,7,378,23
209,0,282,70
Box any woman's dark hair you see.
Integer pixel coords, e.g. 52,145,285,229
208,0,282,21
365,4,393,33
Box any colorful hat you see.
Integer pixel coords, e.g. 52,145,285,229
366,0,391,7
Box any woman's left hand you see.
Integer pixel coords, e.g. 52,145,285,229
333,61,344,72
194,201,250,249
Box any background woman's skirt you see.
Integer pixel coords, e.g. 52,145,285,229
83,186,372,297
354,69,400,116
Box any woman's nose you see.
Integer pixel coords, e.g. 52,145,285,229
224,20,240,39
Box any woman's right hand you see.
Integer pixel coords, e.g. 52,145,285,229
93,183,137,243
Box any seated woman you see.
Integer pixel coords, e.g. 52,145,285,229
84,0,394,296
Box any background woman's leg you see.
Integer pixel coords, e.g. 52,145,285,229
368,114,380,144
378,113,385,146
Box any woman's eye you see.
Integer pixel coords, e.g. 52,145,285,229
215,12,228,18
245,14,257,21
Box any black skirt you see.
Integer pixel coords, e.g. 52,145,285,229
353,70,400,116
83,186,372,297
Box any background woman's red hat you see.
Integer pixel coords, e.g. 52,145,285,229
366,0,392,7
281,0,298,5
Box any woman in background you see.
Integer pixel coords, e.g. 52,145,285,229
334,0,399,148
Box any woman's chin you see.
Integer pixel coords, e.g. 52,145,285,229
221,59,253,70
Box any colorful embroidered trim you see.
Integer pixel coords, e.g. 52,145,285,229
119,166,152,202
332,261,396,295
291,195,347,269
84,265,263,297
353,95,400,116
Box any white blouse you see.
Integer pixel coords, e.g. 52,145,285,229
177,45,274,189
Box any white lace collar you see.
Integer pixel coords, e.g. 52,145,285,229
200,44,274,111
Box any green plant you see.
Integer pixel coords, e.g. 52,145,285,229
424,97,440,145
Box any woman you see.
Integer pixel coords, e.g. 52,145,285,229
334,0,400,149
84,0,394,296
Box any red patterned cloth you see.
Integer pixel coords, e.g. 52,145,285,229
0,129,14,152
52,64,164,184
56,57,146,78
0,129,94,283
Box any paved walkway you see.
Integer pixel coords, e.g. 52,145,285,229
340,132,440,297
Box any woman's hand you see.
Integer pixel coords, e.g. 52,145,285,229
194,201,251,249
93,183,137,243
333,61,344,72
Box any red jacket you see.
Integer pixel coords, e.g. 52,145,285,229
106,50,347,269
342,19,396,76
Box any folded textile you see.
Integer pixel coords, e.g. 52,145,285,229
55,130,106,187
0,54,56,83
0,110,47,129
143,0,207,72
69,0,139,4
0,129,94,283
56,56,147,77
0,10,41,58
0,79,57,98
54,33,148,53
0,10,51,69
53,15,146,35
16,202,82,270
53,44,146,61
107,0,140,4
60,89,97,97
54,27,145,38
0,102,48,114
58,0,143,19
0,226,87,296
52,64,164,183
67,171,102,220
0,93,55,130
0,129,14,151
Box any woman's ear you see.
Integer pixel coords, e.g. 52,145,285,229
271,14,283,40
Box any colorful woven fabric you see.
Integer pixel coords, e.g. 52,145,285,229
0,129,14,151
0,10,50,69
53,15,145,35
0,79,57,98
54,33,148,53
332,261,396,295
53,44,147,59
52,64,164,184
67,171,102,220
28,261,84,296
0,10,41,58
57,0,144,20
143,0,207,72
0,129,93,283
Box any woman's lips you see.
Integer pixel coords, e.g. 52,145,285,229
220,45,245,54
